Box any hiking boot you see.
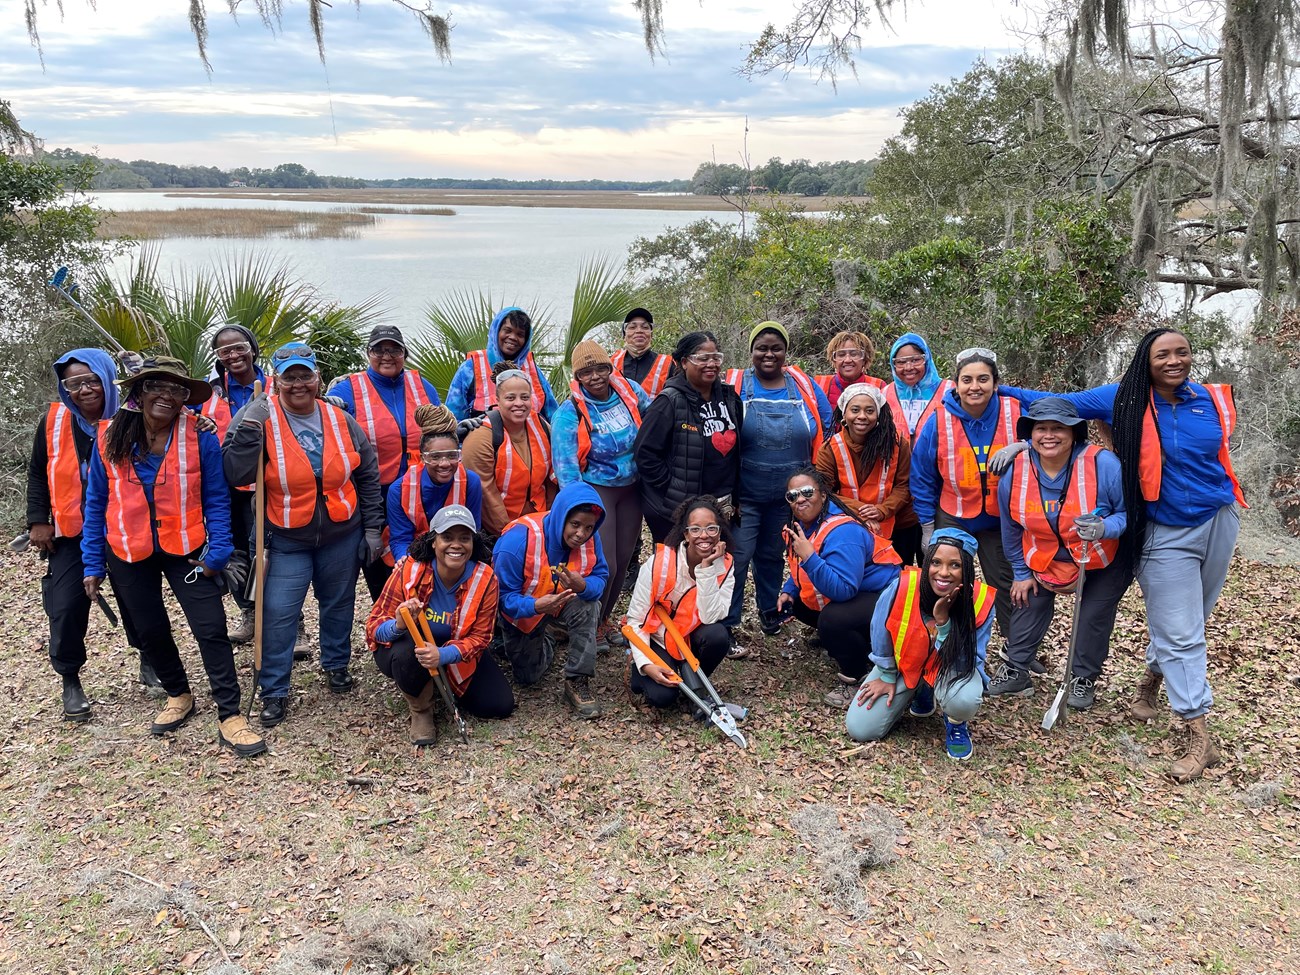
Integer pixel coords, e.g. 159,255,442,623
594,623,612,656
908,681,936,717
1066,674,1097,710
151,693,195,735
228,607,255,645
259,696,288,728
324,668,354,694
1170,715,1220,783
943,715,973,760
292,617,312,662
218,715,268,758
138,658,165,698
997,645,1045,674
603,622,628,649
62,675,91,723
1131,668,1163,722
563,676,601,719
823,683,856,709
987,664,1033,697
402,682,438,746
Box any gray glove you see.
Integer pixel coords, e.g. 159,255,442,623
323,394,347,409
360,530,384,565
987,440,1029,476
457,415,487,441
1073,515,1106,541
222,550,250,594
241,392,271,427
920,522,934,549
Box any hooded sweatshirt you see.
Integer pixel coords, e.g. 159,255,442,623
911,387,1012,533
888,332,944,435
445,307,559,422
780,501,901,605
208,324,266,413
26,349,120,529
492,481,609,622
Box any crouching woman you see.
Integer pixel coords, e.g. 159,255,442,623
366,506,515,745
845,528,996,760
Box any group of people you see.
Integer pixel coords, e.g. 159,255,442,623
26,303,1244,781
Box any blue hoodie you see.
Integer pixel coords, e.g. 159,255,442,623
911,387,1010,533
492,481,608,621
445,307,559,422
888,332,943,403
781,501,900,604
55,349,120,437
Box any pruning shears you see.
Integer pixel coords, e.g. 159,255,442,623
399,605,469,744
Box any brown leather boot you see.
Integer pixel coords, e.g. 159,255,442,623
1130,669,1163,722
1170,715,1220,783
402,682,438,746
151,693,195,735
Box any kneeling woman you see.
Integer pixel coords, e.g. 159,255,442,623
367,506,515,745
845,529,995,760
776,468,902,708
626,496,736,709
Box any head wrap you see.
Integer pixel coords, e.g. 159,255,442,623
839,382,885,411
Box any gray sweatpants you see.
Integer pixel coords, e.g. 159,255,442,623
1135,505,1240,719
844,665,984,742
499,597,601,685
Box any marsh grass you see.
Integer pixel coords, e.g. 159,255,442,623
96,207,383,240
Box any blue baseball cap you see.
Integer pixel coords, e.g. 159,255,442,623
270,341,317,375
931,527,978,557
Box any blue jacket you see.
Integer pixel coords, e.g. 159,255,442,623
887,331,944,405
868,574,995,684
781,502,900,603
1000,382,1238,528
326,367,442,484
551,381,652,488
385,468,484,563
997,444,1126,581
82,424,233,578
445,307,559,421
492,481,608,621
911,388,1010,533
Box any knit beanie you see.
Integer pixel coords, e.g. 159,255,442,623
571,340,612,373
749,320,789,349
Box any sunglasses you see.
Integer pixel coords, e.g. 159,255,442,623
369,345,406,359
273,345,317,362
785,486,817,503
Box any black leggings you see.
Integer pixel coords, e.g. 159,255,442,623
791,589,884,681
372,633,515,719
628,622,730,709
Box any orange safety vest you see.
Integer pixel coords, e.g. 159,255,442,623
730,365,827,458
99,413,206,562
638,543,734,655
468,349,548,415
348,369,432,484
787,514,901,611
381,463,469,567
264,398,360,530
1007,445,1119,572
935,396,1021,520
885,380,953,443
827,431,900,537
498,512,599,633
570,374,643,472
393,557,496,694
884,566,996,690
45,404,85,539
1137,383,1248,508
496,414,552,523
611,349,672,397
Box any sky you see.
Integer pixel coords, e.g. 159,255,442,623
1,0,1038,181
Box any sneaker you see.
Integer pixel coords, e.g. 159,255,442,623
218,715,268,758
759,611,782,637
987,664,1034,697
604,623,628,649
823,683,856,708
1066,674,1097,710
998,645,1045,675
725,630,751,660
563,676,601,719
62,675,91,723
228,607,255,645
908,681,936,717
943,715,973,760
151,693,195,735
292,617,312,662
259,696,288,728
324,668,354,694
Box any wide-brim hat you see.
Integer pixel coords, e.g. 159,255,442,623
1015,396,1087,442
119,355,211,407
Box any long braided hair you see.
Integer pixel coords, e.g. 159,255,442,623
1111,327,1179,565
918,539,980,680
832,397,899,481
103,378,151,465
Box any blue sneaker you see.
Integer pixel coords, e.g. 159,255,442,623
943,715,973,760
908,682,935,717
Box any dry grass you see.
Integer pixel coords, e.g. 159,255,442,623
0,553,1298,974
96,207,382,241
350,205,455,216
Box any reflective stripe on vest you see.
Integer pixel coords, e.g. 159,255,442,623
639,543,733,655
885,568,995,689
936,396,1021,519
496,414,551,523
100,413,206,562
265,399,359,530
1138,383,1248,508
885,379,953,443
1009,445,1118,571
571,374,643,472
397,557,495,693
612,349,672,397
787,514,857,611
499,512,598,633
468,349,548,414
46,404,84,538
349,369,431,484
828,431,899,537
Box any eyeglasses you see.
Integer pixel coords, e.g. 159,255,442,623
142,380,190,400
892,355,926,368
832,349,866,361
624,321,653,331
686,353,724,366
421,450,460,463
576,364,613,380
684,524,721,537
61,377,103,393
785,486,817,503
369,345,406,359
956,347,997,367
277,375,318,390
215,341,252,359
273,345,316,362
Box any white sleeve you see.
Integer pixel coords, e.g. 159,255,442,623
623,557,658,673
694,561,734,625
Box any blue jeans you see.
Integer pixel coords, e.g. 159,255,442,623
260,527,362,698
725,497,791,629
845,666,984,742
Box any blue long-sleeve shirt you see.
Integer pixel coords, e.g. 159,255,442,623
82,426,233,578
385,468,484,563
781,505,900,604
551,382,653,488
997,445,1127,581
910,390,1012,533
868,575,995,684
1000,381,1238,528
373,562,473,655
326,367,442,484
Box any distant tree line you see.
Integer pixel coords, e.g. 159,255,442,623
690,157,876,197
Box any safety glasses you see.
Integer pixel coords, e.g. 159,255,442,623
956,347,997,367
142,380,190,400
61,377,103,393
684,524,721,537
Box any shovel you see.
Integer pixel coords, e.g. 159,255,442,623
1041,537,1092,732
245,380,268,718
399,606,470,744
